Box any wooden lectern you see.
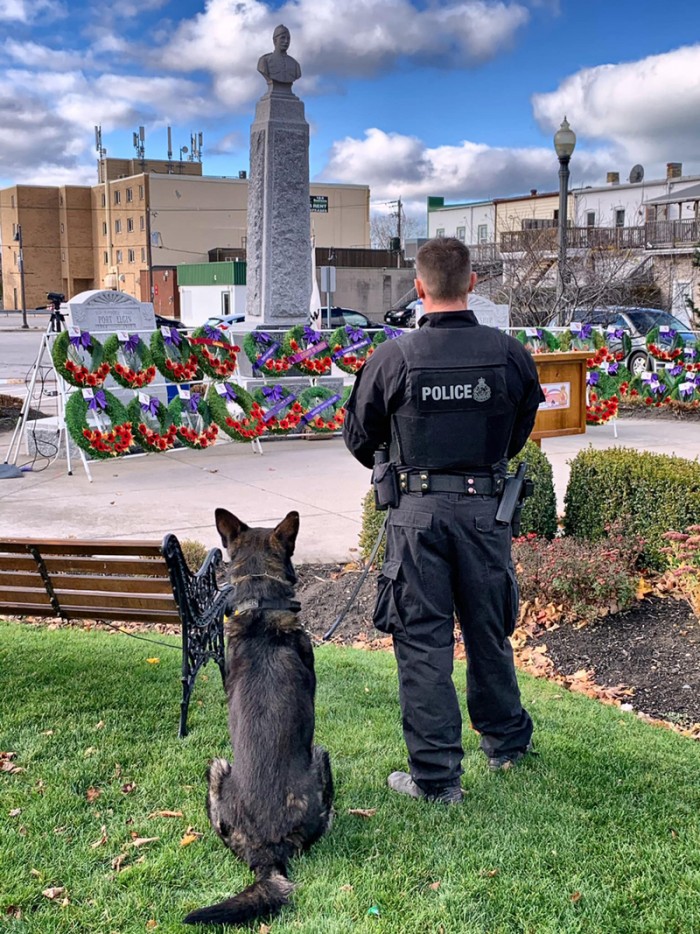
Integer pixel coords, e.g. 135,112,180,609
531,350,589,442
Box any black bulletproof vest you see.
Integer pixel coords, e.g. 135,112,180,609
390,323,514,470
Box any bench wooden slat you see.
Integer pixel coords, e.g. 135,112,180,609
0,586,53,605
0,540,163,557
0,556,37,573
0,606,182,623
43,556,171,577
51,590,177,612
0,573,174,595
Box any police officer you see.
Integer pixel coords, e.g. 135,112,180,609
343,237,544,804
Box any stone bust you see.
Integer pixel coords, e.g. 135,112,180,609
257,24,302,90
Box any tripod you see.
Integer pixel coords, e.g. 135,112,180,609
3,306,86,477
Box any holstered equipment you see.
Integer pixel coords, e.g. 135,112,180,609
495,461,534,537
372,446,399,511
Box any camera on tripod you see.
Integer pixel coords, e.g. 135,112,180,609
47,292,65,310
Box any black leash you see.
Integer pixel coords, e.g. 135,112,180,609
322,513,388,641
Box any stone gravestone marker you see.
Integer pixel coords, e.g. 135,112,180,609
66,289,156,332
246,25,311,326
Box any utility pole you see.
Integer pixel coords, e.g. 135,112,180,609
13,225,28,329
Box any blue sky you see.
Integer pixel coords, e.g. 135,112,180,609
1,0,699,221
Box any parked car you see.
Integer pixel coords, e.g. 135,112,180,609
316,307,382,329
384,300,420,328
576,307,696,376
205,313,245,330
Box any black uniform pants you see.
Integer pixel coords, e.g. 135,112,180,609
374,490,532,789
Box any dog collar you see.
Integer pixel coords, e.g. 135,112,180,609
227,597,302,617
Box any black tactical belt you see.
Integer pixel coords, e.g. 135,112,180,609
398,471,504,496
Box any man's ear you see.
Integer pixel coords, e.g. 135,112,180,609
271,511,300,556
414,277,426,300
468,271,478,293
215,508,248,550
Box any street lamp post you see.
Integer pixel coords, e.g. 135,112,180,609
13,225,28,330
553,116,576,325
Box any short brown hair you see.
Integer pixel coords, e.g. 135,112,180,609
416,237,472,302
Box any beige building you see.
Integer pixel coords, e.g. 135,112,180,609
0,158,371,310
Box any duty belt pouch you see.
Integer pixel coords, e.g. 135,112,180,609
372,461,399,511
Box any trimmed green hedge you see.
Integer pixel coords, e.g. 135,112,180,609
358,441,558,564
564,447,700,567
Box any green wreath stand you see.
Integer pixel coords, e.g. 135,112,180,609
243,330,298,377
207,382,265,442
103,333,157,390
297,385,346,434
150,328,202,383
515,329,560,354
329,324,375,374
65,388,133,460
52,329,110,388
190,325,241,380
281,325,332,376
252,384,305,435
168,394,219,449
127,396,178,452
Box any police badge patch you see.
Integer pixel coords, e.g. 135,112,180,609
473,377,491,403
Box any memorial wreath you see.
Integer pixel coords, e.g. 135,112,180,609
282,325,332,376
207,381,265,442
103,333,157,390
150,326,202,383
190,324,241,379
330,324,375,374
252,383,305,435
168,391,219,449
65,388,133,459
127,395,178,452
52,329,110,388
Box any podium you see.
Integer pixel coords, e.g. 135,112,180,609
531,350,589,442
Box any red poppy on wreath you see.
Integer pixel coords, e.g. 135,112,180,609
168,391,219,449
207,382,266,441
243,331,298,376
190,324,241,379
103,333,158,390
65,387,133,459
150,326,202,383
127,396,178,452
52,329,111,388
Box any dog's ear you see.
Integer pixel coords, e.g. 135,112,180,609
215,508,248,550
272,510,300,556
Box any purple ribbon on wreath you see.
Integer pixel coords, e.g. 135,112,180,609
607,328,624,341
87,390,107,411
303,325,323,344
573,323,592,340
383,325,403,340
607,362,619,376
70,330,91,350
163,327,182,347
204,325,223,342
587,371,599,386
262,384,285,403
669,364,684,378
536,329,544,340
680,383,695,399
221,384,237,402
642,373,657,386
140,397,160,417
346,325,365,343
651,380,666,395
659,328,677,345
124,333,141,354
186,392,201,413
253,331,272,345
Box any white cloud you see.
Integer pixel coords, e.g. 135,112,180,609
162,0,530,109
5,39,91,71
0,0,65,23
532,44,700,168
320,127,613,212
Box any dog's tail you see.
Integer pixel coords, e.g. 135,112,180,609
183,867,294,926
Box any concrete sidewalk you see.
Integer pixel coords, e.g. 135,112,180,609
3,418,700,562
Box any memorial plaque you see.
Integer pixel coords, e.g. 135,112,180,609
66,290,156,333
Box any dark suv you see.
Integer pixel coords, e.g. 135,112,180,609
316,307,382,329
577,307,696,375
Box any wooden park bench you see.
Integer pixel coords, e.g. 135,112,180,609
0,535,232,737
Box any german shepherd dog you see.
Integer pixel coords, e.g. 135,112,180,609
183,509,334,927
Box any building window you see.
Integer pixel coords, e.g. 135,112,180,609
436,228,445,238
102,222,107,236
241,236,247,249
127,217,134,232
101,193,106,207
59,195,64,206
116,249,123,263
139,185,144,200
126,188,133,202
114,190,121,205
60,222,65,233
12,222,17,237
456,226,466,242
477,224,488,243
586,211,596,227
115,219,122,234
222,292,231,315
10,195,14,208
103,251,108,265
140,216,145,231
141,247,146,262
61,251,66,262
128,249,135,263
615,209,625,228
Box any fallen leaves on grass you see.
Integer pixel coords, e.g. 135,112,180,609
478,868,500,878
121,782,136,794
570,891,582,903
86,786,101,803
146,658,160,665
347,808,377,819
0,752,24,774
4,906,22,920
180,828,203,847
111,854,127,873
90,826,108,849
428,881,441,890
42,886,66,900
130,834,159,848
148,810,183,819
146,920,158,930
9,808,21,817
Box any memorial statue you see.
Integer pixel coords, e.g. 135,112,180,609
257,24,301,91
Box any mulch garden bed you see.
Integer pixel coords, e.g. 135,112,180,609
0,394,49,433
296,565,700,731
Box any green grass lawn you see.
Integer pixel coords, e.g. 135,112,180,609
1,620,699,934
